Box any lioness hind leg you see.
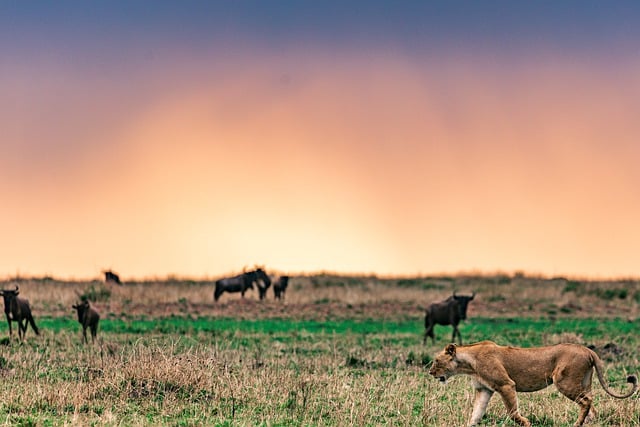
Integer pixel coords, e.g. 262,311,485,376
554,365,593,426
569,393,593,426
556,388,592,427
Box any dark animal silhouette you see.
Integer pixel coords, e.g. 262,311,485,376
214,270,257,301
72,300,100,344
0,286,40,340
104,270,122,285
273,276,289,300
254,267,272,300
423,291,475,345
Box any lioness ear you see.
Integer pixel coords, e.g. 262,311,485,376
445,343,457,356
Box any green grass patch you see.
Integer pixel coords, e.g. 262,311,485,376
8,316,637,350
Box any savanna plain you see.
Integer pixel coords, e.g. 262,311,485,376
0,273,639,426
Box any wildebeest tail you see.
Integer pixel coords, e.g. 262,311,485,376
28,314,40,335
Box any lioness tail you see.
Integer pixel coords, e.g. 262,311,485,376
590,349,638,399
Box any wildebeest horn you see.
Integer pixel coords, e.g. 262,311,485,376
453,290,457,297
471,291,476,299
15,285,19,291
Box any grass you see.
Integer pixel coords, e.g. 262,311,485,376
0,317,638,426
28,315,640,345
0,274,638,425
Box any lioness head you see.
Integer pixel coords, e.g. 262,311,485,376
429,343,458,383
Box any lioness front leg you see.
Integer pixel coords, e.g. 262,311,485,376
496,384,530,427
468,385,493,426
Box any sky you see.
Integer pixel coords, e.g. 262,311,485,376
2,2,640,280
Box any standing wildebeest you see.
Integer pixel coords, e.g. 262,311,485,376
255,268,272,300
0,286,40,341
72,300,100,344
423,291,475,345
104,270,122,285
214,270,257,302
273,276,289,300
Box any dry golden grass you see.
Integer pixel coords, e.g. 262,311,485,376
6,273,639,320
0,273,637,425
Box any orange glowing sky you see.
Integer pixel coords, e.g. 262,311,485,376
2,3,640,279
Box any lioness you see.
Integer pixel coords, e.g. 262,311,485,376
429,341,637,427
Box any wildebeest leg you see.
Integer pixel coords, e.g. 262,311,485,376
469,384,494,426
452,325,462,344
90,324,98,344
82,325,88,344
214,284,223,302
5,314,12,339
18,319,26,341
423,326,434,345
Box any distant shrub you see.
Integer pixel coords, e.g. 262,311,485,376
396,279,444,290
79,283,111,302
405,351,417,366
594,288,627,301
311,276,361,288
405,351,432,367
345,355,367,368
495,275,511,285
562,281,583,294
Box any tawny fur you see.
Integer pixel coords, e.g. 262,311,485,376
429,340,638,427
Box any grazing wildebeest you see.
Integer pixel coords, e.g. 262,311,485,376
214,270,257,302
104,270,122,285
255,268,272,300
273,276,289,300
0,286,40,341
72,300,100,344
423,291,475,345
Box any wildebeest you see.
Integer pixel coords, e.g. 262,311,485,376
423,291,475,345
0,286,40,341
255,268,272,300
214,270,258,302
104,270,122,285
72,300,100,344
273,276,289,300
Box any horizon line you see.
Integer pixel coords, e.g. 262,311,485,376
1,268,638,283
